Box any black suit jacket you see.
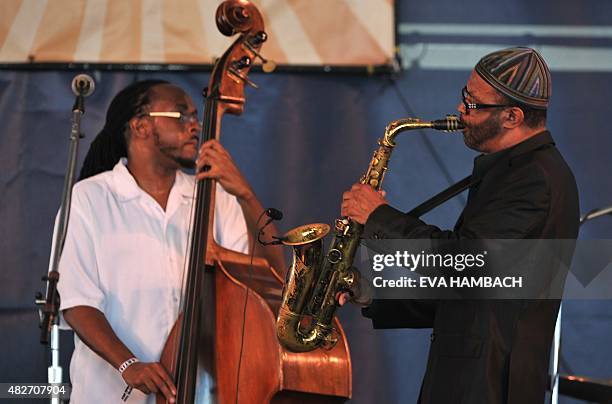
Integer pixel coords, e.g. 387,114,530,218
362,131,580,404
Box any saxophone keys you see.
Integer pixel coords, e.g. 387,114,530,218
320,327,339,350
334,218,348,232
328,248,343,264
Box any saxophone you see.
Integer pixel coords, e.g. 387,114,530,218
276,115,464,352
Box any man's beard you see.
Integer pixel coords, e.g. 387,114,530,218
153,131,196,169
462,111,502,151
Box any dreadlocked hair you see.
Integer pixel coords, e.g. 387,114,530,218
78,79,169,181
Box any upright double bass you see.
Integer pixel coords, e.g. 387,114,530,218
159,1,351,403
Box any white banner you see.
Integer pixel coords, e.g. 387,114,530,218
0,0,395,66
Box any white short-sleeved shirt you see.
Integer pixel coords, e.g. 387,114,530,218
56,159,248,403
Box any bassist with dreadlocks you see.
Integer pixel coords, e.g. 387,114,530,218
53,80,285,403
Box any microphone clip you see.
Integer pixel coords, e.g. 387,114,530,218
258,235,286,246
257,207,284,246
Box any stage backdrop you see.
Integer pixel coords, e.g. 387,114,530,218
1,1,611,403
0,0,394,67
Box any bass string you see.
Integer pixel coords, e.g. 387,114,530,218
171,91,218,380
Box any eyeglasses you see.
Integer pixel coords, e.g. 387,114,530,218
461,86,512,115
145,111,201,126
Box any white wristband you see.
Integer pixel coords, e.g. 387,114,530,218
118,357,139,374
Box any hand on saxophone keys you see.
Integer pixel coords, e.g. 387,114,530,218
336,267,373,307
337,293,351,307
341,184,387,225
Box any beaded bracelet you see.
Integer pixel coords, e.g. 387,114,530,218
118,357,139,374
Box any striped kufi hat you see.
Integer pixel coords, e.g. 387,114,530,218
475,47,551,109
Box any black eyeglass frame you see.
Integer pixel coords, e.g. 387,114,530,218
461,86,513,114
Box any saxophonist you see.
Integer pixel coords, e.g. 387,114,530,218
341,47,579,404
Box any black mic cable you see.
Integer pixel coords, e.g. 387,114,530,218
235,207,283,404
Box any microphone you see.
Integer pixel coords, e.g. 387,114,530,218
71,74,95,113
258,208,285,246
71,74,95,97
265,208,283,221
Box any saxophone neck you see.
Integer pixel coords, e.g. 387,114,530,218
383,118,427,147
382,115,464,147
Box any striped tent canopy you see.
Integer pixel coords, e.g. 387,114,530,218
0,0,395,67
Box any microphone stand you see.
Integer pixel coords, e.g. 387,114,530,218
549,203,612,404
36,76,93,404
580,205,612,225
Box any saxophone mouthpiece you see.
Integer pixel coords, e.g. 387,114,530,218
432,115,464,131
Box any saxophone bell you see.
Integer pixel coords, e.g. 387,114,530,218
276,223,332,352
281,223,330,246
